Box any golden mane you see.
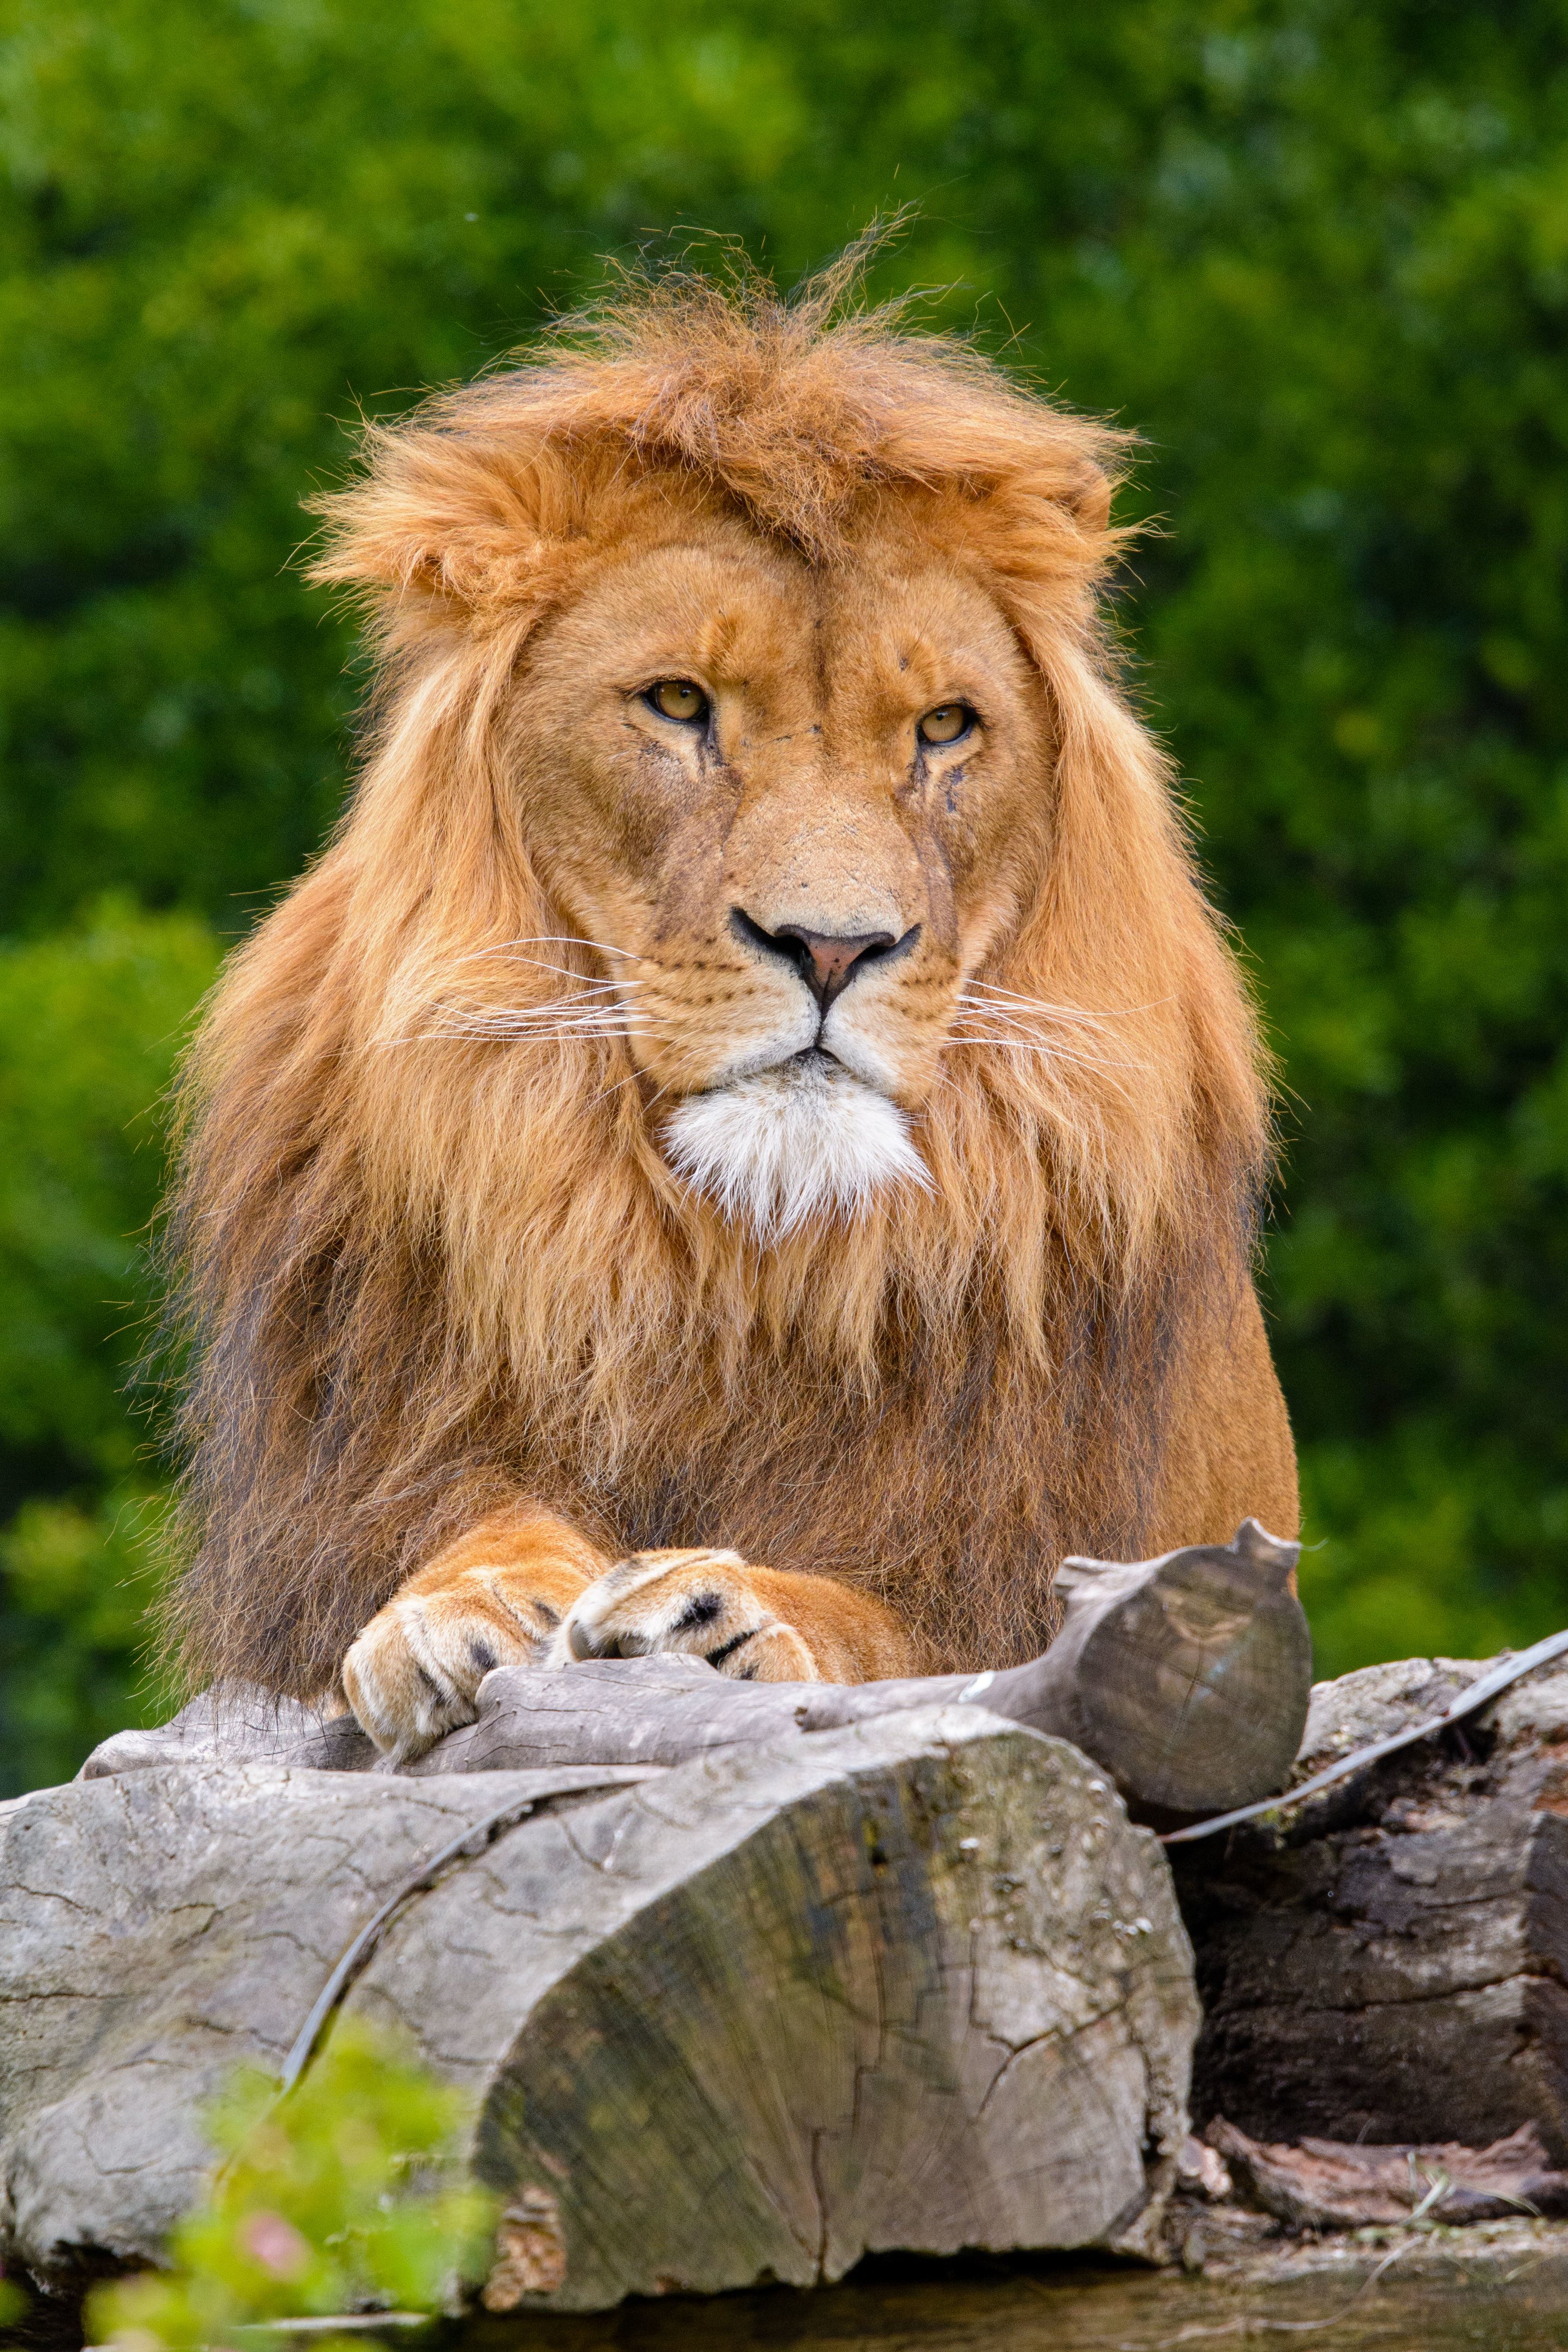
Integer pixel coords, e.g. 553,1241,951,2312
161,255,1273,1698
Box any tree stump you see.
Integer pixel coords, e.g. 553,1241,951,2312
1173,1651,1568,2156
0,1706,1198,2309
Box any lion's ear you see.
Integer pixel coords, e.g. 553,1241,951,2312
305,429,575,624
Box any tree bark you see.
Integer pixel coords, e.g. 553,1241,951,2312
1,1706,1198,2309
79,1521,1313,1821
1174,1651,1568,2157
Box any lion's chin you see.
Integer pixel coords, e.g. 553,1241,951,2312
663,1054,930,1239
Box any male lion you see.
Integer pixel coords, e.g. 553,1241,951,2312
164,258,1297,1762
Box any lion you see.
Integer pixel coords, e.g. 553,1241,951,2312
161,253,1297,1763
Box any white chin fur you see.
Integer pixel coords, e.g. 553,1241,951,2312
664,1057,930,1238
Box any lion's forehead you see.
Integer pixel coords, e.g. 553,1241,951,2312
549,513,1031,719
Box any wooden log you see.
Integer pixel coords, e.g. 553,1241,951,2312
1205,2116,1568,2230
1,1705,1198,2308
1173,1650,1568,2157
79,1521,1312,1821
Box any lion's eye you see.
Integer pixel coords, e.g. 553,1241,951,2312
918,703,976,746
647,678,709,725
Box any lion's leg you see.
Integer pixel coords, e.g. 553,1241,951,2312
552,1551,915,1684
342,1502,609,1760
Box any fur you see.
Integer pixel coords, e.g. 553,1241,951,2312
664,1057,931,1238
159,248,1291,1702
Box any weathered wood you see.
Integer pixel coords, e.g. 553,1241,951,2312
79,1521,1313,1820
2,1706,1198,2308
1174,1651,1568,2157
1163,1624,1568,1848
1206,2117,1568,2229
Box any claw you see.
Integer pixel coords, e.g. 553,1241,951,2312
554,1549,808,1679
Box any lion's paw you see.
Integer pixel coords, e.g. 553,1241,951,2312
551,1549,820,1682
343,1567,578,1762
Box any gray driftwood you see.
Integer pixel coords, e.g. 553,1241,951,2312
80,1521,1312,1820
1,1704,1198,2309
1173,1651,1568,2156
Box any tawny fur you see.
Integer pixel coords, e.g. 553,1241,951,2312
159,251,1297,1716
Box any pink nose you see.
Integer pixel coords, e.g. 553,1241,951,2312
780,928,894,996
734,911,916,1011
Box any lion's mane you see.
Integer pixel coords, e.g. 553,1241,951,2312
162,254,1272,1697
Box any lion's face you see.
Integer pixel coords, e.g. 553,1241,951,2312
508,502,1053,1231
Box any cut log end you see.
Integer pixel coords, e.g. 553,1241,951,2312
1015,1521,1313,1818
458,1709,1198,2305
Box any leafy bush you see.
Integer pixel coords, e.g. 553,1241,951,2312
86,2020,499,2352
0,1485,175,1789
0,904,216,1789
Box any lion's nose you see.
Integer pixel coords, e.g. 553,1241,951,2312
731,911,917,1011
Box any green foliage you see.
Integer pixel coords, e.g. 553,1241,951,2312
0,903,217,1477
0,903,218,1788
0,1486,175,1792
2,0,1566,1776
86,2019,499,2351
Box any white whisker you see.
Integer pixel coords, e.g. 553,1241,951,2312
590,1067,650,1107
958,1005,1115,1045
953,1004,1054,1040
948,1040,1143,1081
436,1001,643,1022
485,959,631,989
387,989,655,1050
514,934,640,959
475,1002,605,1021
945,1021,1142,1068
428,1022,652,1042
946,1023,1146,1085
960,980,1172,1023
447,933,642,969
427,1029,651,1044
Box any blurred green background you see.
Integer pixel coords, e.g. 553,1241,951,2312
4,0,1566,1792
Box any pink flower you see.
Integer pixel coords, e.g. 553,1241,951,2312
239,2211,310,2279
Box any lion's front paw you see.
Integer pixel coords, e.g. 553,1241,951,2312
553,1549,820,1682
343,1566,582,1762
